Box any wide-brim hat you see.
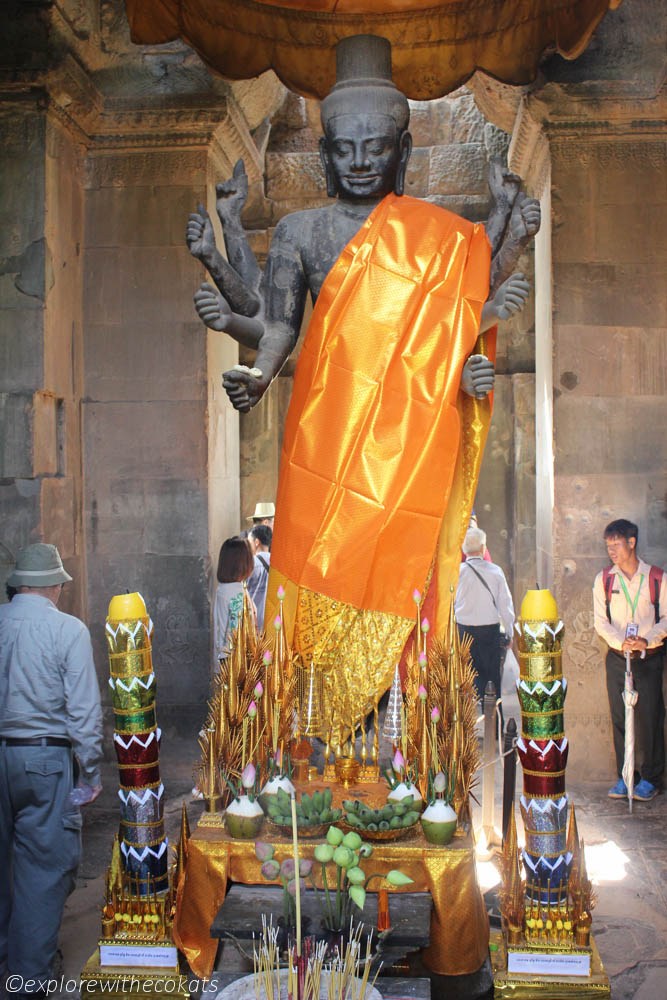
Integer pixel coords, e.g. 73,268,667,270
247,502,275,521
7,543,73,588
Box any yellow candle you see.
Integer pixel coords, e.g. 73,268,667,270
290,793,302,957
520,588,558,621
108,592,147,620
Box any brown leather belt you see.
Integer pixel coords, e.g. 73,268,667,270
0,736,72,748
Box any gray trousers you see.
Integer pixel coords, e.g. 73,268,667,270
0,746,82,986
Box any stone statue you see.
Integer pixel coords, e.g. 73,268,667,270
186,34,540,735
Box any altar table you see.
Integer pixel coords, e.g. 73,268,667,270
173,784,488,980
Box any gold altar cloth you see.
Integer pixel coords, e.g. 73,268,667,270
125,1,622,101
173,782,488,978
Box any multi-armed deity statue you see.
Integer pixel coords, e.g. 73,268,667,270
186,34,540,737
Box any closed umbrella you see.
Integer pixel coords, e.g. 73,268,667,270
621,651,638,813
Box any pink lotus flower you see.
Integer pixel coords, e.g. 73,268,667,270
418,685,427,702
241,762,256,789
277,585,286,600
248,700,258,720
412,589,421,604
421,617,430,633
392,749,405,774
273,615,282,631
254,681,264,698
280,858,295,879
431,706,441,723
255,841,275,862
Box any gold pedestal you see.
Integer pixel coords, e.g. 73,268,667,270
81,949,189,999
491,929,611,999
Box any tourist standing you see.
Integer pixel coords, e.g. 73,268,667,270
0,543,103,995
455,527,515,715
593,518,667,801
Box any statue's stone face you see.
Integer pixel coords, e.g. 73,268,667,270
322,113,404,200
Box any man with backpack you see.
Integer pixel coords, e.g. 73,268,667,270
593,518,667,801
248,525,272,631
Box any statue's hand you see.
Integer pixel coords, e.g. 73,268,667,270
461,354,495,400
222,365,266,413
216,159,249,227
186,204,217,263
489,272,531,321
509,192,541,241
488,156,521,208
194,282,232,332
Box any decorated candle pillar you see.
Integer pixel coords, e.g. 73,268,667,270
106,593,168,894
515,589,571,907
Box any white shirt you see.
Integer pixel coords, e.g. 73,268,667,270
454,556,515,636
593,558,667,652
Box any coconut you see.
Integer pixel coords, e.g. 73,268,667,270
225,796,264,840
387,781,424,811
258,774,295,811
420,800,457,845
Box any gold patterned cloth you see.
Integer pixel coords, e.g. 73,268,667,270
265,194,491,730
173,781,488,978
124,0,622,100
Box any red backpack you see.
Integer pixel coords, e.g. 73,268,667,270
602,564,664,625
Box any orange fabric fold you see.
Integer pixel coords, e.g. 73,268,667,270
271,193,490,625
125,1,622,101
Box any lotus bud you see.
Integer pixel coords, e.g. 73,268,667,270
314,844,335,863
260,860,281,880
299,859,313,877
434,771,447,794
421,617,430,633
430,706,441,724
273,615,282,632
346,866,366,885
248,700,258,720
392,749,405,774
277,585,286,600
386,870,414,887
418,652,427,669
349,885,366,910
280,858,295,879
241,762,256,789
332,846,355,869
358,843,373,859
255,841,275,862
286,878,296,897
254,681,264,698
342,831,362,851
326,826,344,847
412,589,421,604
418,685,427,702
263,650,273,665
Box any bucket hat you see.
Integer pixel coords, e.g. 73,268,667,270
7,543,73,588
247,502,275,521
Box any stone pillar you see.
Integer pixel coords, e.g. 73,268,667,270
0,97,87,618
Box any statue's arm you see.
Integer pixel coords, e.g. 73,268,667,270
219,218,309,412
186,202,261,318
215,160,262,298
484,158,521,257
490,192,541,292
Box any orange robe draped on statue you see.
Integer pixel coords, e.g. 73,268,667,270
267,193,494,733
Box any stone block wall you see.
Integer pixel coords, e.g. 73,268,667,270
82,145,238,730
550,137,667,778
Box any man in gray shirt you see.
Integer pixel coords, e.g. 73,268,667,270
455,526,515,714
0,544,103,996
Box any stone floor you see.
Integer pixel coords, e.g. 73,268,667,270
52,675,667,1000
